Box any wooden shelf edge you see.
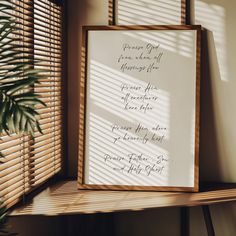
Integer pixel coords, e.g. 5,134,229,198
9,180,236,216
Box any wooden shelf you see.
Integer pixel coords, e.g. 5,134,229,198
10,181,236,216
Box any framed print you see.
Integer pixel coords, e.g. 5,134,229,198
78,25,201,192
109,0,187,25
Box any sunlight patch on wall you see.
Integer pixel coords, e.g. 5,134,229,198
195,0,228,81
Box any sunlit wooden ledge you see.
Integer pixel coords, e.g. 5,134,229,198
10,181,236,216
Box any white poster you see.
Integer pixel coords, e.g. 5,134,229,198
79,26,200,191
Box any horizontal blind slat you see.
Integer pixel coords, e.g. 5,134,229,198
12,0,62,15
30,149,61,162
0,0,63,208
31,163,61,185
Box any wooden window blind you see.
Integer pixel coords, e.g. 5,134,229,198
0,0,63,208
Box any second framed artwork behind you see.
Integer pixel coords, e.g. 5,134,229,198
78,25,201,192
111,0,187,25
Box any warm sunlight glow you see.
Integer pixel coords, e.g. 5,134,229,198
195,0,227,81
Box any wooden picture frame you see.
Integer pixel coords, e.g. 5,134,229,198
109,0,187,25
78,25,201,192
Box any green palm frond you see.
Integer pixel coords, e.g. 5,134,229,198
0,1,48,135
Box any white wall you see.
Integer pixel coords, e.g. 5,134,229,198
192,0,236,182
191,1,236,235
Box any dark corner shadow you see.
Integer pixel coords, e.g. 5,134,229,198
67,213,116,236
199,29,222,182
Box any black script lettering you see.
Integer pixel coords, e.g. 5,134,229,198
145,164,164,176
127,164,142,174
